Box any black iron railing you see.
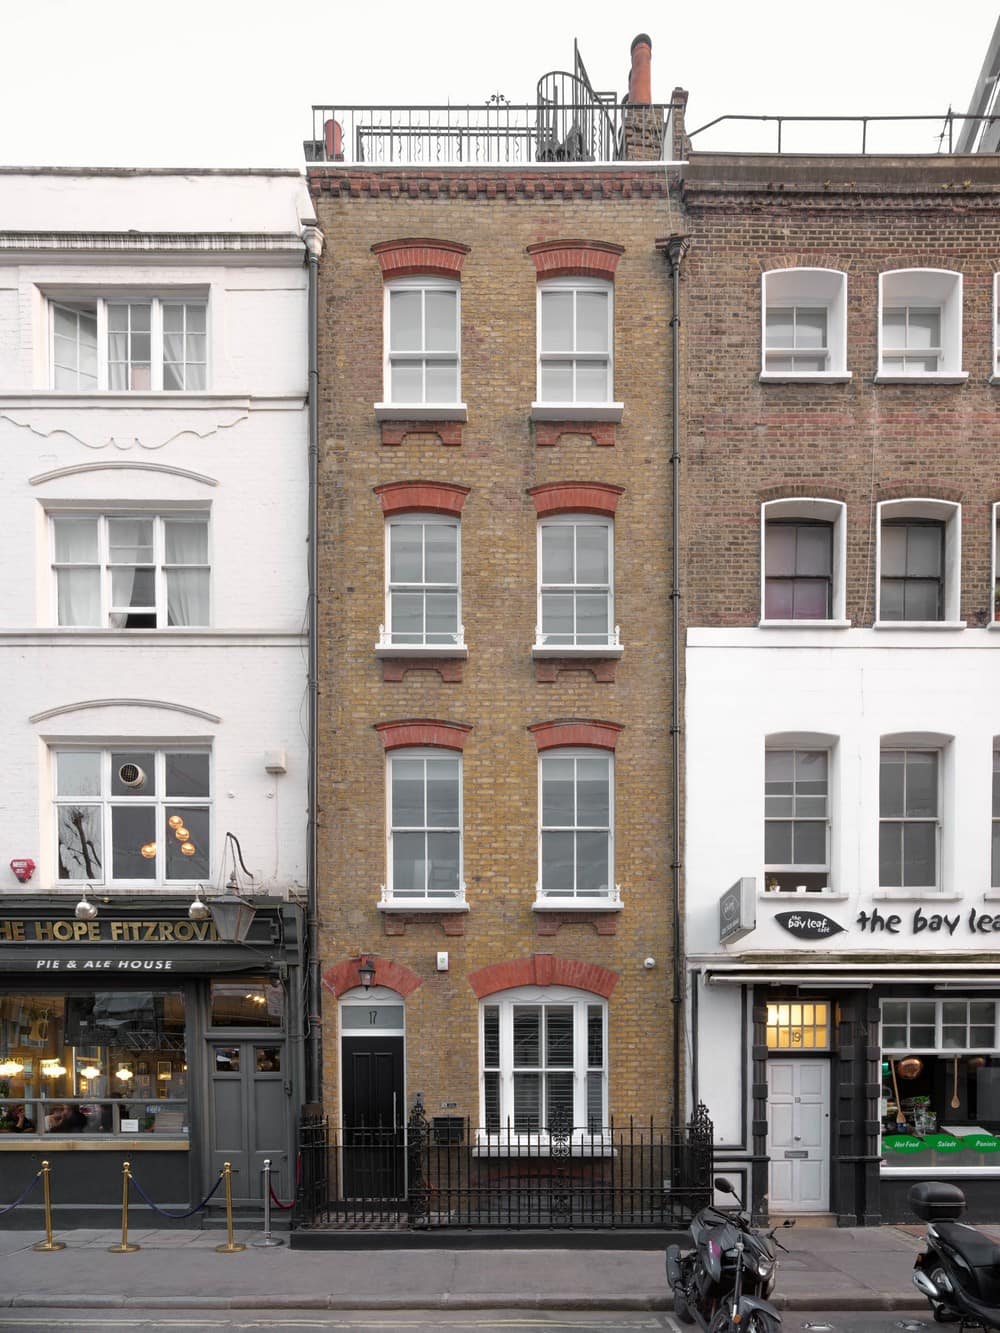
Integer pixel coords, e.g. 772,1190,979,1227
295,1097,714,1230
685,111,1000,156
305,95,674,166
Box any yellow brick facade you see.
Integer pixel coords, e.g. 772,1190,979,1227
309,170,681,1129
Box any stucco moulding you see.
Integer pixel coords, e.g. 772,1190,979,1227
0,396,257,452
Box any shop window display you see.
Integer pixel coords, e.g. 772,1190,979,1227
880,998,1000,1167
0,991,187,1136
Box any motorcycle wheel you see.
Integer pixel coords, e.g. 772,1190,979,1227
710,1310,780,1333
743,1314,781,1333
708,1311,736,1333
672,1286,696,1326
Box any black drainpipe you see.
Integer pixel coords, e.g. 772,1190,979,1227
657,233,689,1129
301,220,324,1105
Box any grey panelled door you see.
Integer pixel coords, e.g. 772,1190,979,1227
209,1040,289,1203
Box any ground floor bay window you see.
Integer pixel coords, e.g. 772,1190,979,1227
881,997,1000,1169
481,986,607,1141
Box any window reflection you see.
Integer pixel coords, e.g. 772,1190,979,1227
0,991,186,1136
209,979,283,1027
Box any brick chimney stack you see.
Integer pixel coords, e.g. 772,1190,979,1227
628,33,652,104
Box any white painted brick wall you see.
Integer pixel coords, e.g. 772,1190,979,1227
0,171,312,900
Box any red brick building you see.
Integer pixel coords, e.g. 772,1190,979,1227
679,132,1000,1223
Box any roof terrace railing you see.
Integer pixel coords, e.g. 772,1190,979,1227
305,98,675,166
686,111,1000,156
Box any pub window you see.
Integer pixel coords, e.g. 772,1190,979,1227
0,990,187,1136
208,979,284,1028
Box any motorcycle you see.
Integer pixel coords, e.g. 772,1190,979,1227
665,1175,786,1333
910,1181,1000,1329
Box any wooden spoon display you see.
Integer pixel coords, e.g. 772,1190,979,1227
951,1056,961,1109
890,1057,906,1126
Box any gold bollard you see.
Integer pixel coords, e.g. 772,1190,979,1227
107,1160,140,1253
32,1161,65,1252
215,1161,245,1253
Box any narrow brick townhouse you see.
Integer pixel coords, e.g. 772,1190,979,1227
305,37,695,1223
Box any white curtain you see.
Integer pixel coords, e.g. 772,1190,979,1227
166,521,209,626
54,519,100,626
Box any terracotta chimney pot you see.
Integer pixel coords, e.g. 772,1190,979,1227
628,33,652,104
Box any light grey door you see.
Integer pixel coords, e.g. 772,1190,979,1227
209,1039,289,1203
767,1058,830,1211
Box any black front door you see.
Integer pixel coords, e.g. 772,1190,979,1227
342,1034,404,1199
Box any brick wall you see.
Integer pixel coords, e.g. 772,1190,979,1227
309,168,681,1126
680,162,1000,626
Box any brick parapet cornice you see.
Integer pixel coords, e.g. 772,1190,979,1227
308,169,672,201
682,183,1000,211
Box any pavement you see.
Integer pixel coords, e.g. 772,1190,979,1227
0,1220,967,1312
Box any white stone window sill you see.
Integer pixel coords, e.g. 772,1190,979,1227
757,619,852,630
988,374,1000,386
473,1135,615,1158
984,622,1000,632
874,373,969,385
873,620,966,631
532,898,623,912
759,372,852,384
982,892,1000,901
532,643,623,658
529,402,624,423
871,891,962,902
760,891,849,902
375,643,468,659
373,403,467,422
377,898,470,912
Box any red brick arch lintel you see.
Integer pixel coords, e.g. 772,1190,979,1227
526,240,625,281
528,481,624,517
372,238,470,280
528,719,623,751
468,954,619,999
322,956,423,999
375,480,471,517
375,719,473,751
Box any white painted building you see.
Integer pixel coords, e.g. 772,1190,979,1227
0,170,316,1222
687,625,1000,1225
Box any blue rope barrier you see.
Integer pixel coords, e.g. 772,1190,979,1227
129,1169,223,1220
0,1170,41,1217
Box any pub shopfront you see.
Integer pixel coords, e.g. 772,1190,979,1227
0,898,304,1227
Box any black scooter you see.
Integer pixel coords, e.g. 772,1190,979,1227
910,1181,1000,1329
665,1176,786,1333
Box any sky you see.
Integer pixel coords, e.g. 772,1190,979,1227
2,0,999,168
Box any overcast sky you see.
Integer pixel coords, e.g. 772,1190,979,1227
3,0,998,168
